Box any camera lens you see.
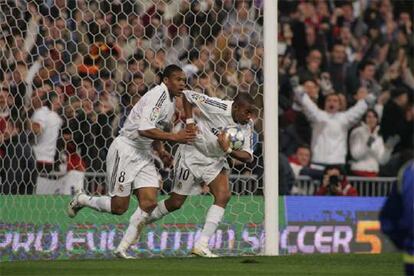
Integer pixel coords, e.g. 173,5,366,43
329,175,339,186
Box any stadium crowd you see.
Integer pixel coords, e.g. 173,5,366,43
0,0,413,195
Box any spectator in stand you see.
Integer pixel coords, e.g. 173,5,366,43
297,49,323,83
380,88,414,176
315,165,358,196
288,145,323,180
280,77,321,156
293,77,371,168
381,48,414,94
349,109,398,177
381,88,411,153
346,60,382,100
327,43,349,95
29,91,63,194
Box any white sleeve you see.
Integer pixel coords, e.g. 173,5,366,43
343,100,368,127
31,110,46,129
183,90,231,116
370,136,392,165
138,90,168,131
349,127,369,160
25,60,41,105
24,17,39,54
296,92,325,123
374,103,384,121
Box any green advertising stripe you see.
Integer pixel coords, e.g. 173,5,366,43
0,195,286,227
0,195,286,261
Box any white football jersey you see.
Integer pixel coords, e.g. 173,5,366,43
183,90,253,158
120,83,175,151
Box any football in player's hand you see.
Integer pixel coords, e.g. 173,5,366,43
224,126,245,150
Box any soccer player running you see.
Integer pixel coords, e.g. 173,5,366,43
67,65,197,258
116,89,256,258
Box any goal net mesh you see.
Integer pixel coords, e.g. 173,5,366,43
0,0,267,260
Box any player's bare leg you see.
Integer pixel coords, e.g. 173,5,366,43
115,187,158,259
192,171,230,258
68,191,130,218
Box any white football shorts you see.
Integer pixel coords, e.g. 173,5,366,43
172,145,229,196
106,136,160,197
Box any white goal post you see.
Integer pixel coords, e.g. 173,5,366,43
263,0,279,256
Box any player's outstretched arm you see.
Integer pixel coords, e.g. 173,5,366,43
139,128,196,144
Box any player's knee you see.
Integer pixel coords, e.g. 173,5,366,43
112,206,128,215
169,199,184,211
111,198,129,215
140,200,157,214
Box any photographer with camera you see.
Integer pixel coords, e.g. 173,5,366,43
315,165,358,196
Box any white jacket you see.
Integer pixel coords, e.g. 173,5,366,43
349,123,392,172
297,93,368,164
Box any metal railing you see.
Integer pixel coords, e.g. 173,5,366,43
82,172,261,195
293,176,397,196
82,172,396,197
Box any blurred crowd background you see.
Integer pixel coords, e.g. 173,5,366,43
0,0,412,196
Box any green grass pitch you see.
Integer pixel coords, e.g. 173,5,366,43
0,253,402,276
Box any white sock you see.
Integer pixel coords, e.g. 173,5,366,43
146,199,169,224
197,205,225,246
78,194,111,213
117,207,149,251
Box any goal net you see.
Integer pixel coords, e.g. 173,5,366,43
0,0,272,260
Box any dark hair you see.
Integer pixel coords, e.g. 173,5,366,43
236,0,252,9
358,60,375,72
363,108,379,122
390,87,408,99
99,69,112,79
332,42,345,49
323,165,345,175
296,144,311,151
324,93,340,104
132,72,143,79
162,64,183,79
81,77,93,83
233,92,255,107
188,49,200,62
300,76,318,86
